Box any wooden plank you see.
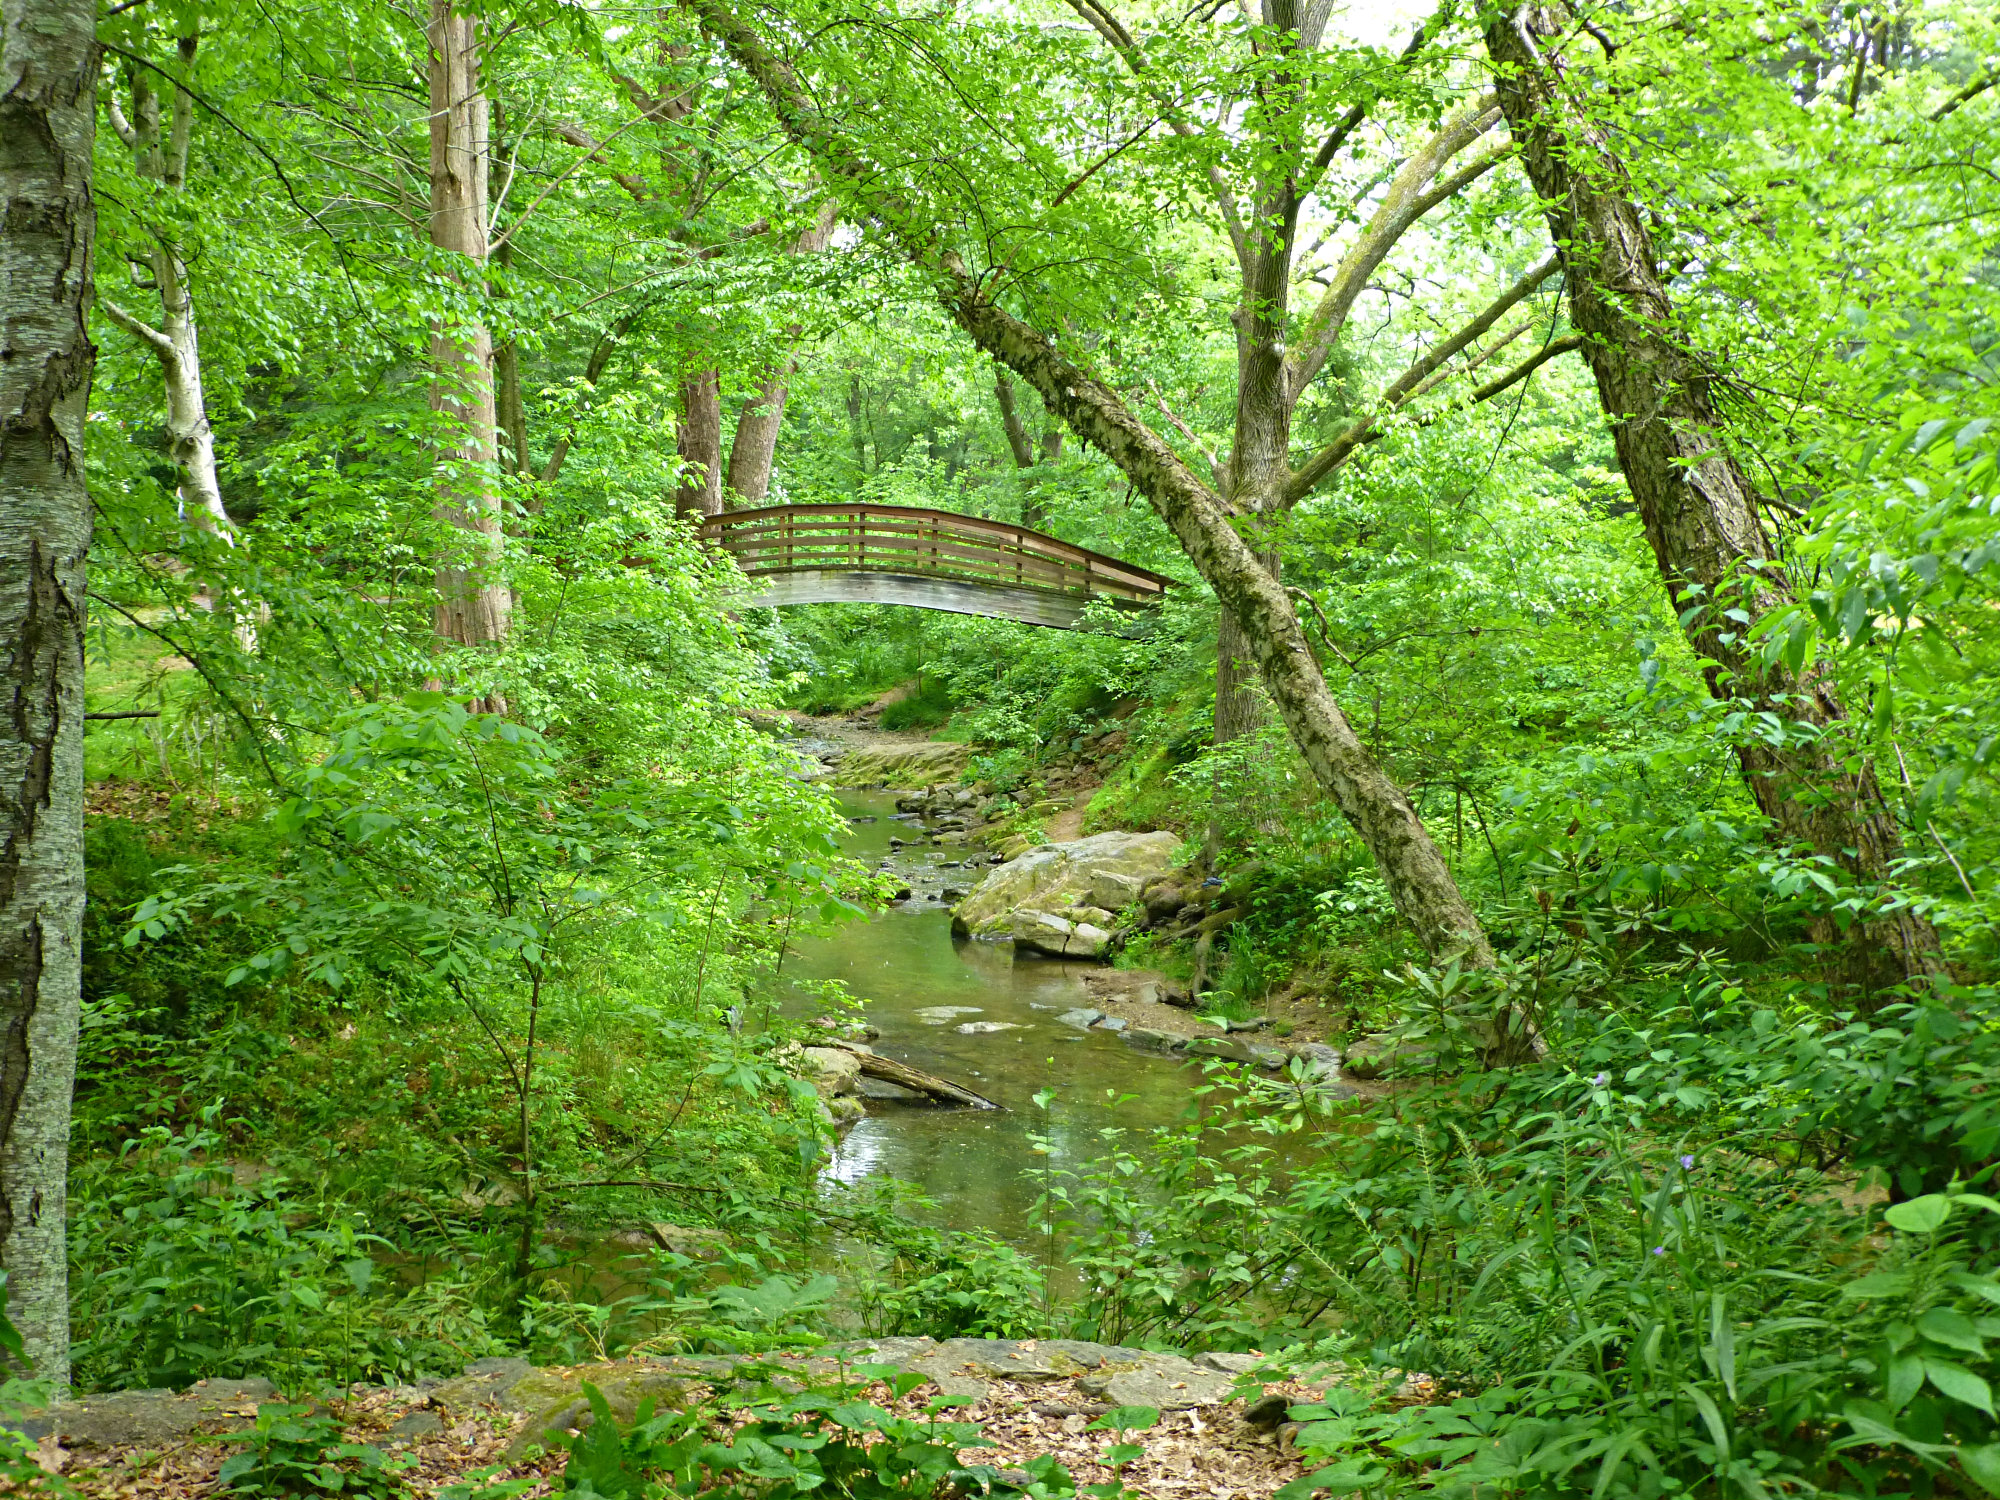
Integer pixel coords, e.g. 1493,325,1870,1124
731,536,1091,586
733,556,1160,603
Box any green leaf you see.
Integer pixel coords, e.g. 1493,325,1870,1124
1917,1306,1986,1356
1841,1271,1913,1300
1089,1407,1159,1434
1680,1384,1731,1461
1889,1353,1925,1411
1885,1195,1952,1233
1925,1359,1996,1416
1960,1442,2000,1497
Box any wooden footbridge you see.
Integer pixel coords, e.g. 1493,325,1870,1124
702,504,1174,629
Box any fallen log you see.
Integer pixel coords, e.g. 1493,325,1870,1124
822,1041,1001,1110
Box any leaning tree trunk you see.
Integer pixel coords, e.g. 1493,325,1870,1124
0,0,95,1388
1486,5,1949,995
675,367,723,518
428,0,510,658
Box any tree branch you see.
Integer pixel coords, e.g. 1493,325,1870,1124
1299,0,1456,198
1932,66,1996,121
551,120,655,201
1376,251,1559,408
1287,93,1500,399
1056,0,1248,260
1146,379,1224,487
99,297,177,358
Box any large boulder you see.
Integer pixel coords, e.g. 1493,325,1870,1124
952,832,1183,942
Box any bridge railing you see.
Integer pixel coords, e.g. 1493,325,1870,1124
703,504,1173,605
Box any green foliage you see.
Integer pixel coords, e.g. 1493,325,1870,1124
217,1403,415,1498
1272,1186,2000,1500
877,677,954,732
70,1113,507,1392
526,1364,995,1500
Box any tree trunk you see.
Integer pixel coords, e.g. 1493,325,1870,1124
536,314,634,492
427,0,510,655
995,369,1060,529
949,294,1492,964
724,370,788,506
674,367,723,518
0,0,95,1387
1486,5,1949,994
490,108,530,482
995,370,1035,468
494,337,529,479
843,371,870,479
1214,551,1276,748
102,42,231,537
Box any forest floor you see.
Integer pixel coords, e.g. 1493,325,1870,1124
40,1345,1337,1499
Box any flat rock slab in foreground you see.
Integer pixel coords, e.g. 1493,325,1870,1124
13,1377,279,1448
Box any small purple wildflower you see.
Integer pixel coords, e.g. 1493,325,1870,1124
1651,1246,1666,1256
1592,1072,1609,1087
1680,1154,1696,1171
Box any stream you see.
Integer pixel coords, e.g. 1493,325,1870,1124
780,789,1198,1242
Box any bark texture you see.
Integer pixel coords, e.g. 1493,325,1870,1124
428,0,510,652
674,367,723,518
0,0,94,1387
1215,550,1278,749
1486,5,1948,993
689,0,1492,964
994,371,1035,469
724,370,789,505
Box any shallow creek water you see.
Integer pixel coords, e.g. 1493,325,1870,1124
778,789,1197,1243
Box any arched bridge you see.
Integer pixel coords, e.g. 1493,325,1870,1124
703,504,1174,629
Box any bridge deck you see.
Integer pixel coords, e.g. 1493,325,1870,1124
703,504,1174,628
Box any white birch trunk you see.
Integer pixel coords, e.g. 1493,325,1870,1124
428,0,510,655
